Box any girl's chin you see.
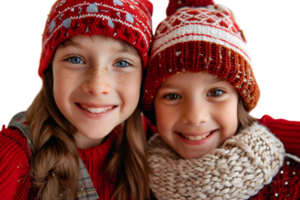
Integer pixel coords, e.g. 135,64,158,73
176,143,216,159
81,129,111,138
178,150,211,159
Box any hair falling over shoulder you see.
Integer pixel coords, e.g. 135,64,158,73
108,105,150,200
26,67,79,199
26,67,150,200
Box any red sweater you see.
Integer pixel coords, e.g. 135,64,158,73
1,115,299,200
0,115,153,200
0,125,119,200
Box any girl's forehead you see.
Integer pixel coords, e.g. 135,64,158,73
59,35,138,54
160,72,226,88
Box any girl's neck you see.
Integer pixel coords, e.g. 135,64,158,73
74,123,124,149
74,131,105,149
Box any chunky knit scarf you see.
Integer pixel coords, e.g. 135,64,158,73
148,123,285,200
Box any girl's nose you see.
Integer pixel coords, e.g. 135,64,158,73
181,99,210,126
81,66,112,96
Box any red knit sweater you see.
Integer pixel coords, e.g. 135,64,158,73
0,125,119,200
1,115,299,199
0,115,153,200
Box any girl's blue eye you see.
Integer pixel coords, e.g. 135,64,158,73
165,94,181,100
68,57,83,64
115,60,130,68
208,89,224,97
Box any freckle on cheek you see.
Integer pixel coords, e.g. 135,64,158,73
116,75,129,85
64,70,77,85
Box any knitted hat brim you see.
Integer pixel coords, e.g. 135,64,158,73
143,41,260,116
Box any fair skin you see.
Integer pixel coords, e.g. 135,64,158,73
52,35,142,149
154,72,239,159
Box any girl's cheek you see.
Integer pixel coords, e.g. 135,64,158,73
215,99,239,133
56,69,80,86
115,73,129,86
57,69,72,82
155,101,174,133
70,68,85,82
115,71,142,93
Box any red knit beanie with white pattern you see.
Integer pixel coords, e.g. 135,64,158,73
38,0,153,78
143,0,260,118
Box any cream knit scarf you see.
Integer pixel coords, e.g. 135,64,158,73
148,123,285,200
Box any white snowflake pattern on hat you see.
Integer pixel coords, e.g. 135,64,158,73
39,0,154,78
126,13,134,23
116,12,121,18
113,0,123,6
49,20,56,33
87,3,98,12
107,18,115,28
63,18,71,28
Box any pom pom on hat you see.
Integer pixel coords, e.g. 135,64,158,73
166,0,214,16
143,2,260,118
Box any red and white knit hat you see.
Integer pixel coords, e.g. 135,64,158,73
38,0,153,78
143,0,260,115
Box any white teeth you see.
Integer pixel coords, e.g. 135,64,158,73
80,105,113,114
183,132,211,141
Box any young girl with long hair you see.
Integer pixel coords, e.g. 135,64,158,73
143,0,300,199
0,0,153,199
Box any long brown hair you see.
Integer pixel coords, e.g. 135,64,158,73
237,95,256,130
26,66,150,200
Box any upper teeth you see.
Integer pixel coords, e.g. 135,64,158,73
81,105,113,114
183,132,211,141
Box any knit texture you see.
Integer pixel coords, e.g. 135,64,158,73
39,0,153,77
149,155,300,200
166,0,214,16
250,155,300,200
148,123,285,200
143,0,260,116
0,126,32,200
0,126,119,200
259,115,300,158
77,128,118,200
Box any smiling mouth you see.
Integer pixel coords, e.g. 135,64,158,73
79,104,116,114
177,131,215,141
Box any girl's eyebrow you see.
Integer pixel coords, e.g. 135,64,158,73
59,39,138,56
58,40,82,49
116,48,138,55
160,84,179,89
212,77,226,83
161,77,225,88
